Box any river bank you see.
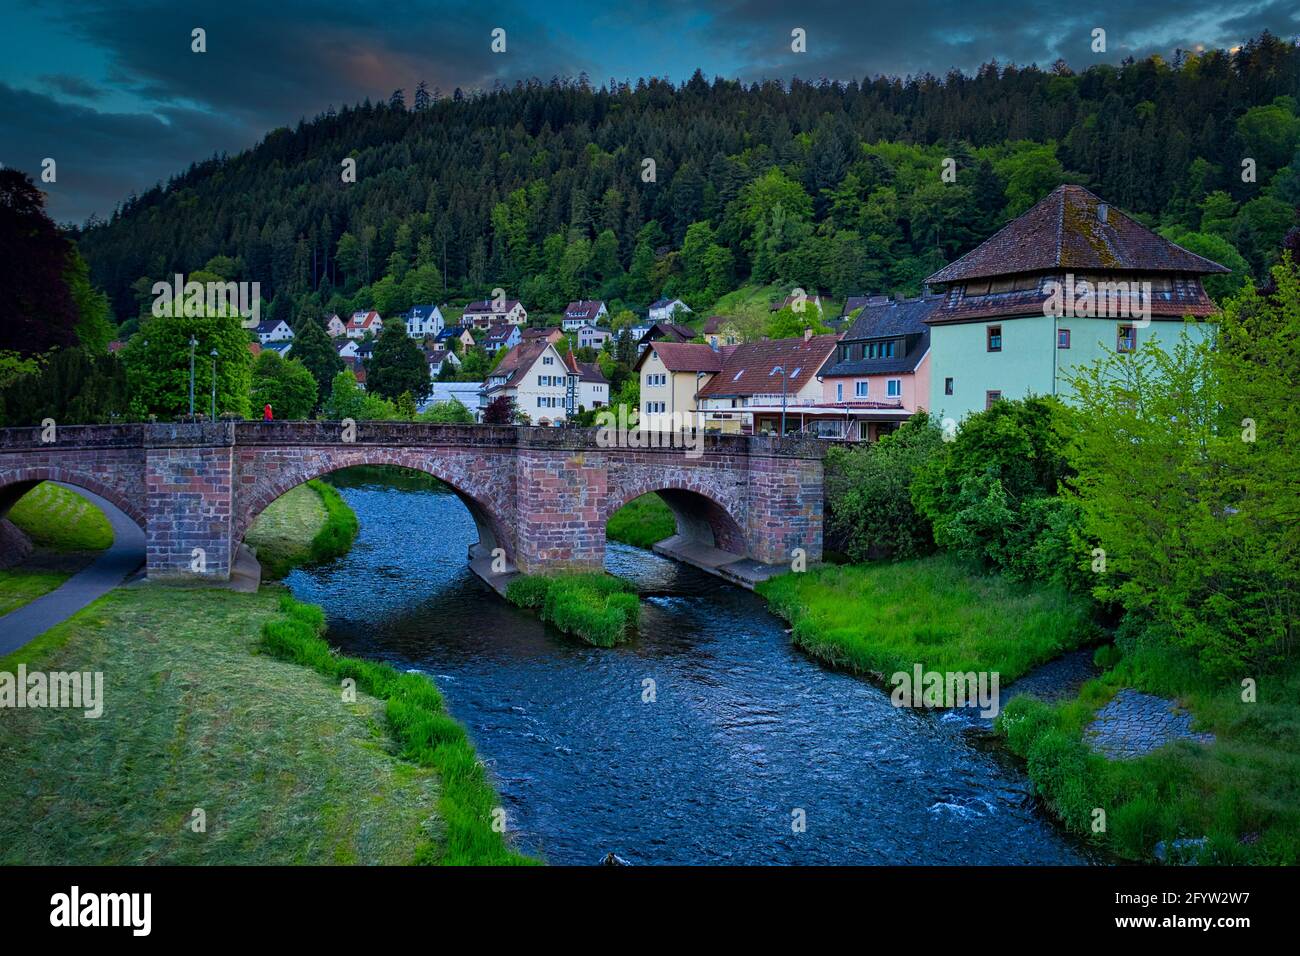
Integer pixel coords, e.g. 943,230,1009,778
0,476,525,865
284,477,1095,864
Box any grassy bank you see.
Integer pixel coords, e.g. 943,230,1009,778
605,493,677,550
0,585,527,865
0,482,114,613
506,573,640,647
756,555,1095,682
245,480,359,579
261,596,532,864
999,645,1300,864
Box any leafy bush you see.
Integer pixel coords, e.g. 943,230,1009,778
824,413,942,561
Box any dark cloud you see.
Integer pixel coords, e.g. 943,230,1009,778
38,74,106,100
4,0,1297,223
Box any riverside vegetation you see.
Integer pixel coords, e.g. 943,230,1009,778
771,259,1300,864
505,572,641,647
0,475,525,865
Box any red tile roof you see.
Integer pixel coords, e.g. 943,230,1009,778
637,341,727,373
697,334,841,398
926,185,1230,285
484,339,552,392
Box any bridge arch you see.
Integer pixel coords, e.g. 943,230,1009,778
602,478,748,557
0,467,147,533
234,449,516,567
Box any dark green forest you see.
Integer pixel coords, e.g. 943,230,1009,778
75,32,1300,329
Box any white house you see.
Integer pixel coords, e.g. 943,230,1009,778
481,340,569,425
324,314,347,338
562,300,607,331
577,325,612,350
648,297,691,322
403,304,444,338
427,349,462,379
346,310,383,339
262,340,293,358
462,299,527,328
335,339,360,360
256,319,294,344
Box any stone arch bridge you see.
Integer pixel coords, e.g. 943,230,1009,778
0,423,826,584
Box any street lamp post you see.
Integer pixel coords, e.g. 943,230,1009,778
188,336,198,417
209,349,218,420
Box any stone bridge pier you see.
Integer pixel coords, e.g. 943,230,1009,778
0,422,827,586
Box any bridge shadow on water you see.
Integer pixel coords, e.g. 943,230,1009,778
281,466,1100,866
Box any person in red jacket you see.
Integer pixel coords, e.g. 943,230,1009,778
263,403,273,421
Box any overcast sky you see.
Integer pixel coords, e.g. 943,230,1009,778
2,0,1297,224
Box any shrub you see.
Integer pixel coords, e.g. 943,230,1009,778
506,572,640,647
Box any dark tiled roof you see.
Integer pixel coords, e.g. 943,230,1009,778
637,322,696,345
636,341,726,373
563,350,608,383
563,300,605,321
484,340,551,392
697,334,840,398
844,294,943,339
464,299,522,313
926,185,1230,284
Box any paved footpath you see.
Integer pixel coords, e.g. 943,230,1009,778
0,483,146,657
1085,687,1216,759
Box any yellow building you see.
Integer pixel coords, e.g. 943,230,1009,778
633,342,723,432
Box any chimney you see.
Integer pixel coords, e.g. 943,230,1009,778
1097,203,1109,224
803,327,812,343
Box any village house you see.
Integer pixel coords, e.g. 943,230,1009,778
924,185,1227,422
343,356,367,389
462,298,527,328
421,381,483,419
648,297,692,323
702,315,741,348
563,350,609,413
334,338,360,360
255,318,294,344
636,321,696,354
426,348,462,379
522,326,565,347
576,324,612,350
695,331,841,435
815,293,942,441
480,340,571,425
634,341,726,431
262,340,294,359
435,325,476,351
562,300,608,331
324,314,347,338
346,310,383,339
481,325,522,354
402,304,445,339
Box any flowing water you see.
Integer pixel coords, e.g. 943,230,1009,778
284,472,1093,865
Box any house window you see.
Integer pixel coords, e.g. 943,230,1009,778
887,379,901,398
986,390,1002,409
944,378,954,396
987,325,1002,352
1058,328,1071,349
855,381,868,398
1117,324,1136,353
543,356,554,365
836,382,843,402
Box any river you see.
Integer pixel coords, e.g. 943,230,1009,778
283,471,1094,865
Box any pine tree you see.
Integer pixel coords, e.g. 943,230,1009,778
290,314,344,407
365,319,430,402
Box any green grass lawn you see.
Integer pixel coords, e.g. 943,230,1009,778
756,555,1096,682
605,493,677,550
1000,645,1300,864
245,480,358,579
0,585,514,865
7,482,114,551
0,569,72,615
506,572,640,647
0,482,114,615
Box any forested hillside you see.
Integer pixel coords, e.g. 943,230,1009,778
77,32,1300,326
